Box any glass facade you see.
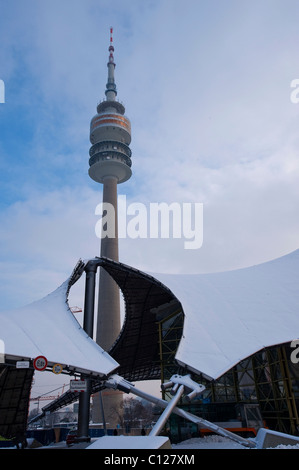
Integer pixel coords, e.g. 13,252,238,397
159,333,299,439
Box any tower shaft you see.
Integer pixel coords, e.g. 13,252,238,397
88,28,132,428
96,176,120,351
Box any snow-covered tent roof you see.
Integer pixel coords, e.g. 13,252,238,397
155,249,299,380
0,260,118,377
80,249,299,383
2,248,299,405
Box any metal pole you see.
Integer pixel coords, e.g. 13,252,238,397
149,385,184,436
77,379,92,441
82,262,97,335
77,261,97,442
99,391,107,435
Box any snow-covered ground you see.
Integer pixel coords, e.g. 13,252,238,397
172,435,246,449
173,435,299,449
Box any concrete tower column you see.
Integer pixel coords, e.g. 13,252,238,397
96,175,120,351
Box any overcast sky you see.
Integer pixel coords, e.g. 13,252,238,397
1,0,299,316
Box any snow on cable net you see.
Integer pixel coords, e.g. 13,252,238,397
0,259,119,377
156,249,299,380
2,249,299,382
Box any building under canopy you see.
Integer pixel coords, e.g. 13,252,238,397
1,249,299,438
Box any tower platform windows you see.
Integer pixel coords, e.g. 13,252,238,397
89,151,132,169
88,157,132,183
89,140,131,159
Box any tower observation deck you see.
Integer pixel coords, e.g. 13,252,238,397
89,28,132,427
89,30,132,184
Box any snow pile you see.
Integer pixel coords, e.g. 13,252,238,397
270,443,299,449
172,435,246,449
173,435,299,449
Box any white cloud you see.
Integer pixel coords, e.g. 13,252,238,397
0,186,101,308
1,0,299,311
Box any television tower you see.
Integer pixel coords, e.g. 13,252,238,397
88,28,132,425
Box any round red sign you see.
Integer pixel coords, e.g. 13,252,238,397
33,355,48,371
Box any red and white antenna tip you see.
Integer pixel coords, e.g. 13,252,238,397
109,27,114,57
109,27,114,55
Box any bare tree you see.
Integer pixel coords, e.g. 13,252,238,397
123,397,155,430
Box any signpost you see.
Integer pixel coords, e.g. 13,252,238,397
70,379,87,392
16,361,30,369
33,355,48,371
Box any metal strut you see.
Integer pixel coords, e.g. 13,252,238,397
149,374,205,437
105,373,257,448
